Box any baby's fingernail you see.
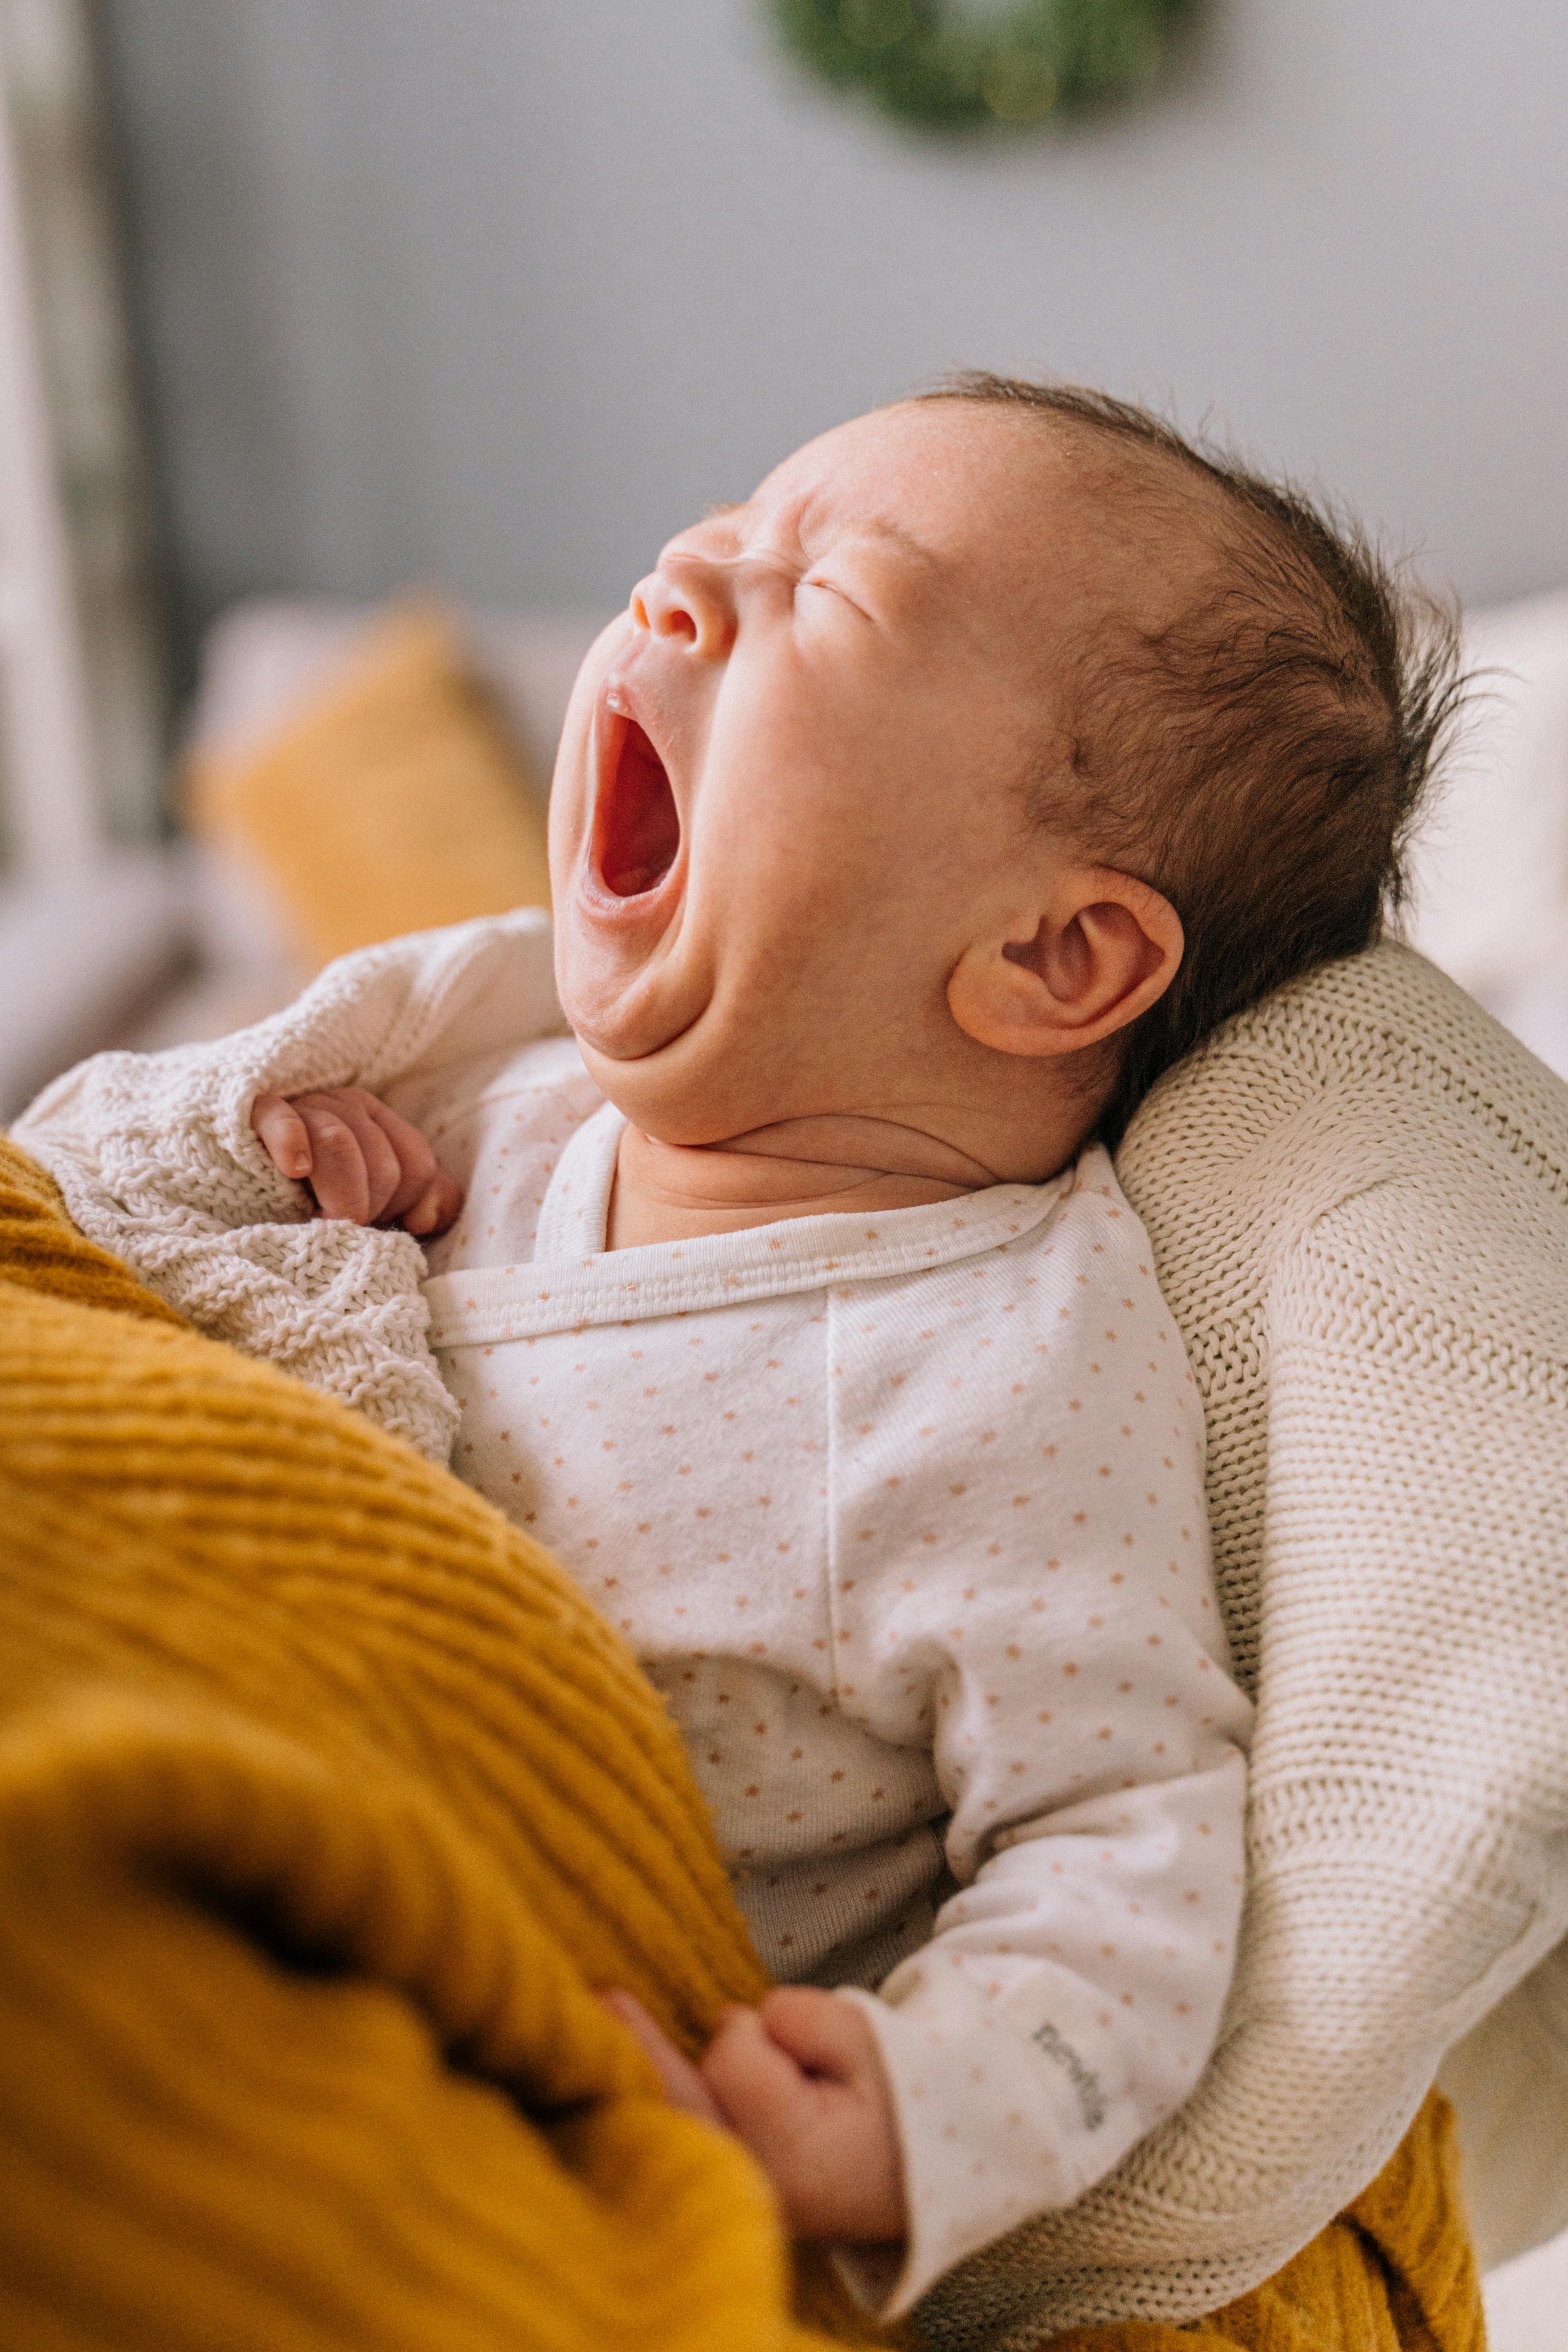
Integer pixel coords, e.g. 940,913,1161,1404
405,1185,442,1234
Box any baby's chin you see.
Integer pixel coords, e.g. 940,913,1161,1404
569,1013,776,1152
555,920,702,1062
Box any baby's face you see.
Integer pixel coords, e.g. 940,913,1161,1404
549,400,1167,1147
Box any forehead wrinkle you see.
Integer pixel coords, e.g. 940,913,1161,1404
789,479,944,574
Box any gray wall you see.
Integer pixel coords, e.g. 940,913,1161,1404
100,0,1568,664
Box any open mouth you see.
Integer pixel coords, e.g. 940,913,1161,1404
593,711,681,900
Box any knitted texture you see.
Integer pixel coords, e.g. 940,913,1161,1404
0,1135,903,2352
917,938,1568,2346
12,908,566,1465
1052,2093,1480,2352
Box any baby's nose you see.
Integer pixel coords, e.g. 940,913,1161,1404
631,559,730,656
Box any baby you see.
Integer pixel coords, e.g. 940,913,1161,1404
21,376,1448,2318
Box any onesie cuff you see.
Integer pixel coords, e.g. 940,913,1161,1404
827,1983,1090,2319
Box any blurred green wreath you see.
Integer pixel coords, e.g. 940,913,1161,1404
771,0,1191,130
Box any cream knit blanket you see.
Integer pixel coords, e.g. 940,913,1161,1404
16,920,1568,2344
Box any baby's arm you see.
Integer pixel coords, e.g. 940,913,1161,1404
838,1531,1248,2307
815,1173,1251,2315
604,1522,1247,2300
613,1695,1248,2299
842,1715,1248,2311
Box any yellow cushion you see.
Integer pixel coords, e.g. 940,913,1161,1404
187,608,552,971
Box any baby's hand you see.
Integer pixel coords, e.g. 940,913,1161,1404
603,1986,906,2244
250,1087,463,1236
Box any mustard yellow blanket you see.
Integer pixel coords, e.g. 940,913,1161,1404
0,1136,1481,2350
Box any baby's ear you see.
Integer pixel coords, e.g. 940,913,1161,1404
947,869,1182,1060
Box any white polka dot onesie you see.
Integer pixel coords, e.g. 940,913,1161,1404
421,1063,1252,2316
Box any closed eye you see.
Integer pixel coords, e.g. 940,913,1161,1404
800,574,872,621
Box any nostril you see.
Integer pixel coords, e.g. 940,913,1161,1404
634,568,707,646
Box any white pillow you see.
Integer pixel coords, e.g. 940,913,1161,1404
1405,590,1568,1076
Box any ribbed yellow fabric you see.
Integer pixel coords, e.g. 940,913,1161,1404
0,1134,1483,2351
0,1136,185,1325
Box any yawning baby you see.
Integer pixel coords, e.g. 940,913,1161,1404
21,375,1457,2318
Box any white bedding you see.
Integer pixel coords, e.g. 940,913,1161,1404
1406,590,1568,1078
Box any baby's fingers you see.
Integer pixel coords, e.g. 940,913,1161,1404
290,1094,397,1223
400,1163,464,1237
757,1985,876,2083
600,1991,726,2126
359,1096,464,1236
250,1093,314,1183
701,2005,818,2141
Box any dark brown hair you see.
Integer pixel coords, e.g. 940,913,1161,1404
919,372,1466,1142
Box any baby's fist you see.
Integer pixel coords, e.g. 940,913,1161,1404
701,1987,906,2244
604,1985,905,2243
250,1086,463,1236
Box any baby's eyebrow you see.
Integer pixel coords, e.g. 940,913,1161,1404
794,485,938,570
848,511,940,566
701,491,939,579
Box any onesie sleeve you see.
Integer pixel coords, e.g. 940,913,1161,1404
12,910,563,1460
830,1156,1252,2317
